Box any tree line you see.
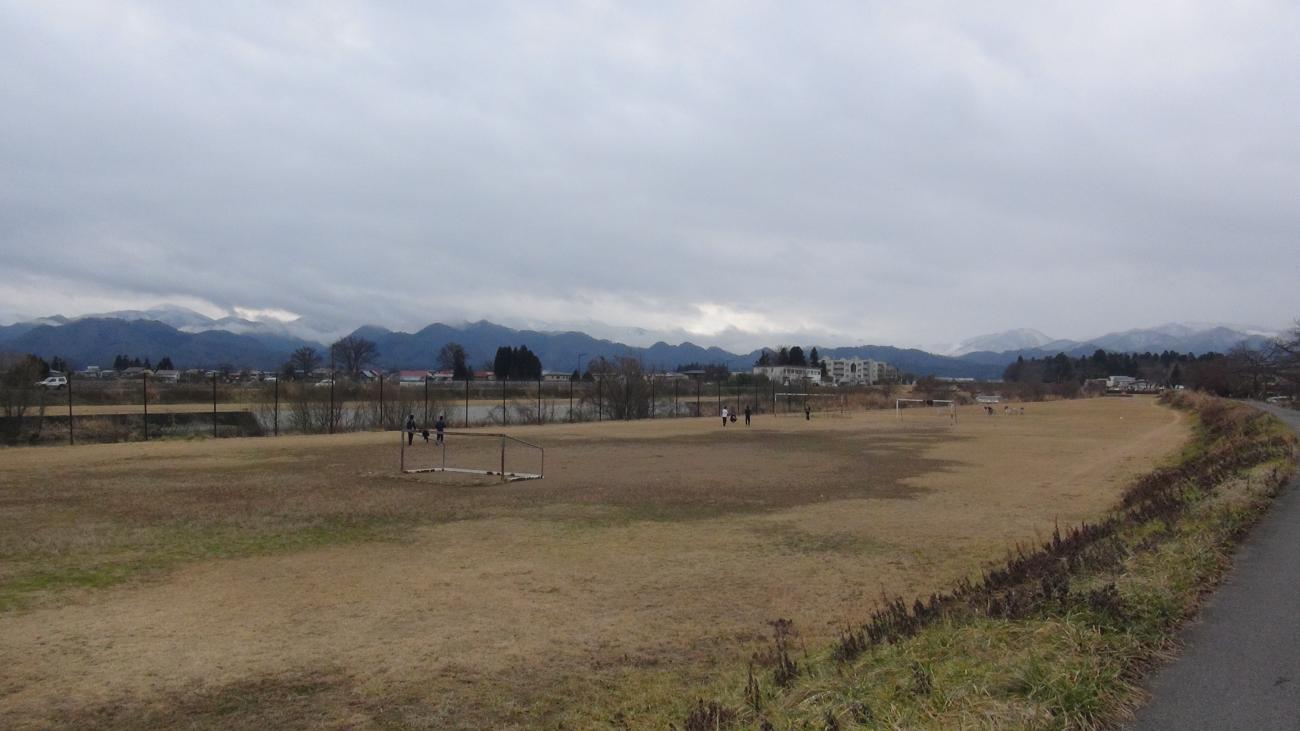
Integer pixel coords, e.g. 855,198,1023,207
754,345,823,370
1002,323,1300,399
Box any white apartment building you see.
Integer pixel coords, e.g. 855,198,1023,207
820,357,898,385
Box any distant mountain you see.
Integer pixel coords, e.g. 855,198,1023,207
0,307,1279,378
944,323,1275,362
0,318,315,370
56,305,345,345
1082,324,1275,355
942,329,1056,356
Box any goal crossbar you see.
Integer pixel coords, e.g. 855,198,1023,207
399,430,544,481
895,398,957,424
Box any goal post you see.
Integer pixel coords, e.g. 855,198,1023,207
399,430,544,481
895,398,956,425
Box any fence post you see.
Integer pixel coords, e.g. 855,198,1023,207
569,377,574,422
597,378,602,422
212,373,218,438
329,360,335,435
500,435,506,478
142,372,148,441
67,373,74,445
674,379,678,417
424,376,429,426
379,373,384,429
501,379,506,425
695,378,700,417
464,378,469,428
273,376,279,436
537,377,542,425
651,377,655,419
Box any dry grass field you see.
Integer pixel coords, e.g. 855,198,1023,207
0,397,1188,729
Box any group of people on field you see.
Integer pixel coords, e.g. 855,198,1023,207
404,413,446,446
720,404,756,427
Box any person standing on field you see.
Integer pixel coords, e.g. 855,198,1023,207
721,406,729,427
404,414,416,445
744,404,752,426
804,404,811,420
435,414,446,444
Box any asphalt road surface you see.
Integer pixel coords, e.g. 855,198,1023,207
1131,402,1300,730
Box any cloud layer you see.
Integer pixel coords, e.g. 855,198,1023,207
2,2,1298,348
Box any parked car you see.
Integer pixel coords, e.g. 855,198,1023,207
36,376,67,389
313,379,334,388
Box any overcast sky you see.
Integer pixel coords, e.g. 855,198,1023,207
2,2,1298,349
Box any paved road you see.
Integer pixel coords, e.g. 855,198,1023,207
1131,402,1300,730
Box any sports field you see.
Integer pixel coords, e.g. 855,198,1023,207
0,397,1187,729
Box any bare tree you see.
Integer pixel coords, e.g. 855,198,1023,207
0,353,48,443
1270,321,1300,399
289,346,322,377
1228,344,1272,399
330,336,379,379
437,342,470,379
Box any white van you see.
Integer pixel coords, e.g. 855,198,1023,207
36,376,68,389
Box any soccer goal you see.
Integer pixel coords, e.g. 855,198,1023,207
399,430,544,481
895,398,956,425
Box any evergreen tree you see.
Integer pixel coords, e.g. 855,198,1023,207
788,346,807,367
157,356,174,371
493,346,513,381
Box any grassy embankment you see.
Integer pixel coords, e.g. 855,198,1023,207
671,393,1297,730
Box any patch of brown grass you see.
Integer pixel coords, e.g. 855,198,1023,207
0,398,1188,728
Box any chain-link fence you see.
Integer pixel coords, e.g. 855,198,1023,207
1,372,926,446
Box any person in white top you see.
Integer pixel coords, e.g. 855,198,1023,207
721,407,729,427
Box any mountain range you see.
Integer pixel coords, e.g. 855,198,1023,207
0,306,1280,379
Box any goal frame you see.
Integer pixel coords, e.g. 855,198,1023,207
895,398,956,424
399,430,544,481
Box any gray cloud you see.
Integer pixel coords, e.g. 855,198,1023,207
2,1,1298,348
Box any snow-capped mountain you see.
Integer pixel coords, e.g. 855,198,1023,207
949,323,1278,358
941,328,1057,356
65,306,343,345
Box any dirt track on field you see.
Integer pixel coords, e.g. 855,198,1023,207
0,397,1188,728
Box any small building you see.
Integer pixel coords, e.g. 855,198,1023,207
152,369,180,384
1107,375,1137,390
429,370,455,383
398,370,433,385
542,370,571,382
651,371,689,380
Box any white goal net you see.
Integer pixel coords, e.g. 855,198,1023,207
895,398,956,425
399,430,544,481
